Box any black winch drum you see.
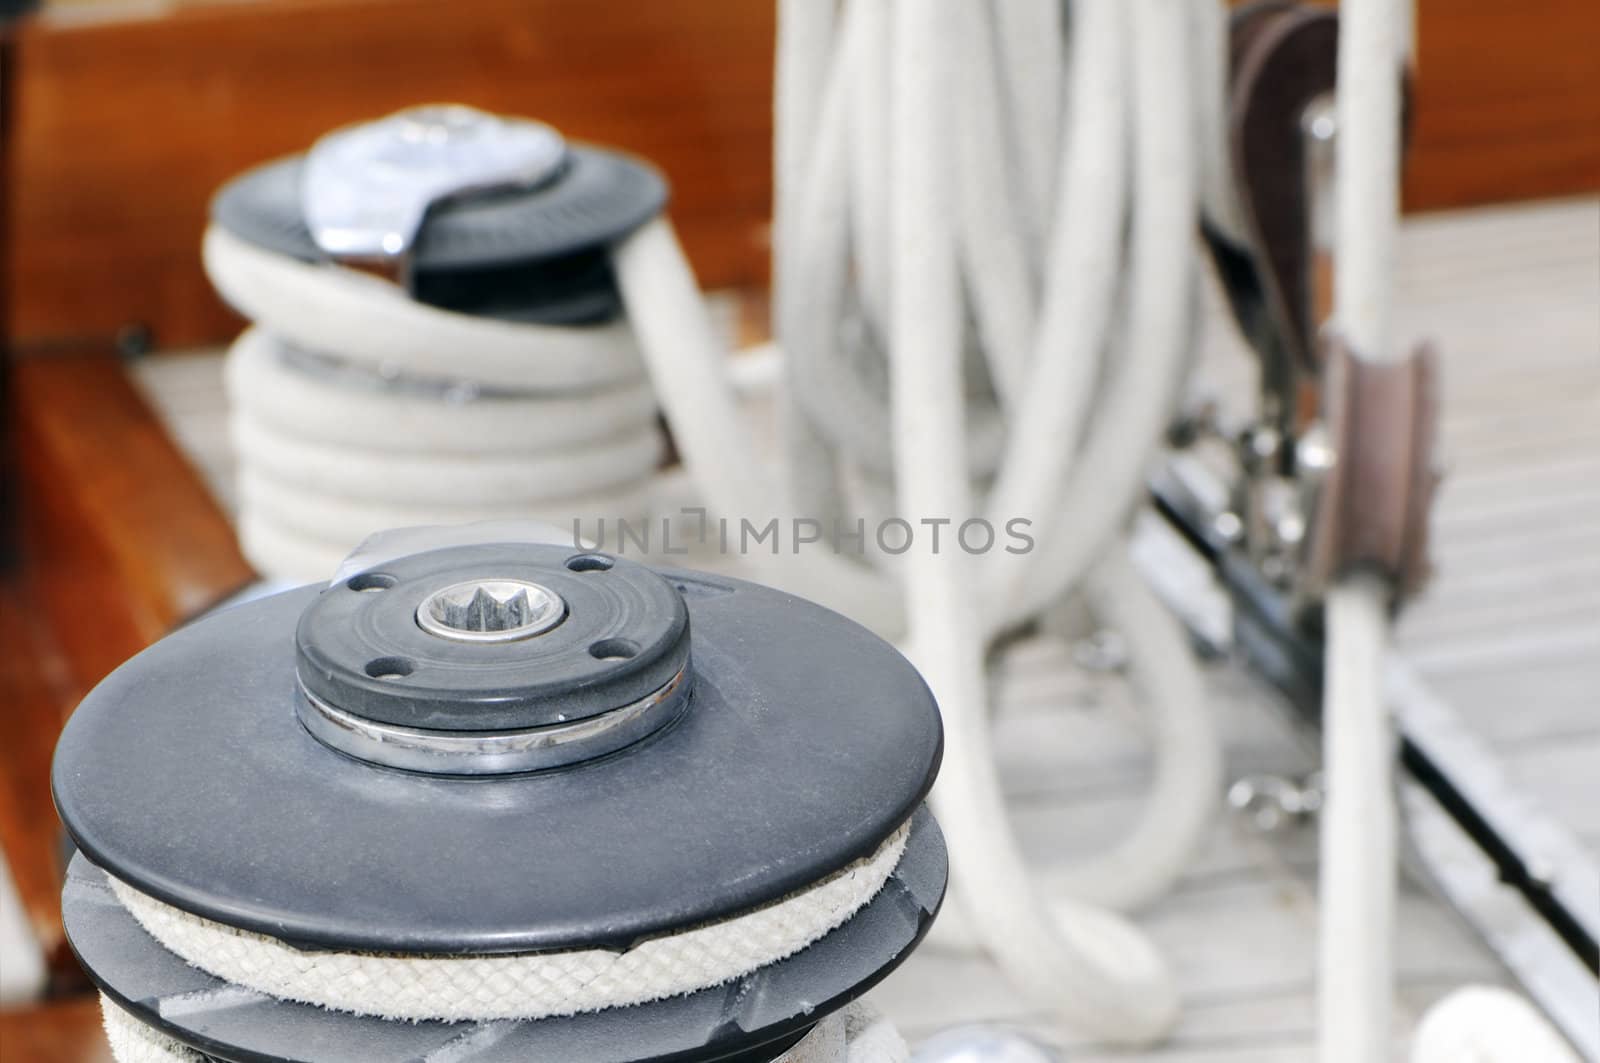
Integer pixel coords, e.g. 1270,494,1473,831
53,532,946,1062
212,137,667,324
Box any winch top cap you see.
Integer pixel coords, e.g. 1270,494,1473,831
295,543,692,733
51,542,942,955
211,107,668,272
302,105,571,260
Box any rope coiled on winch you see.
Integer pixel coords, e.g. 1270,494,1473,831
102,821,908,1023
204,225,664,582
94,821,912,1061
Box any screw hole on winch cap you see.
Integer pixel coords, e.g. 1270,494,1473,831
365,657,415,679
588,638,639,661
348,572,399,593
566,554,615,573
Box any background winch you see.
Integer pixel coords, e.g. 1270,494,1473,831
207,107,673,580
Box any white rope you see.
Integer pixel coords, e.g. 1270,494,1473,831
1333,0,1404,365
611,216,906,634
776,1001,909,1063
204,225,663,583
224,326,660,456
1289,5,1564,1058
101,996,204,1063
768,0,1223,1043
236,469,652,549
1318,0,1407,1059
975,0,1128,605
1309,5,1553,1059
236,509,380,587
1409,986,1581,1063
1318,573,1397,1062
978,0,1200,632
106,820,907,1024
1046,546,1221,911
613,219,779,525
204,227,645,392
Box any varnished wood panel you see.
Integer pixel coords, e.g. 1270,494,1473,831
1404,0,1600,211
0,351,250,993
7,0,775,349
0,581,71,972
0,995,115,1063
4,0,1596,351
10,350,253,691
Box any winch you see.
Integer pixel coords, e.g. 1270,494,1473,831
52,525,946,1062
206,107,676,580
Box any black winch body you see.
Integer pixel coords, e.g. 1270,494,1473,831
53,535,946,1062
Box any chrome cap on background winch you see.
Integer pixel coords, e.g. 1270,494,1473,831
53,528,946,1062
302,105,571,261
211,104,667,321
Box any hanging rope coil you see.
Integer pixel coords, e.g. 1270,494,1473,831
762,0,1229,1044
